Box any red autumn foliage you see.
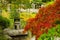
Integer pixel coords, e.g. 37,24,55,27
24,0,60,40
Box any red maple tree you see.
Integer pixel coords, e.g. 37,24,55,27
23,0,60,40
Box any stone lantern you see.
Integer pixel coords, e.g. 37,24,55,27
9,16,28,40
14,18,20,30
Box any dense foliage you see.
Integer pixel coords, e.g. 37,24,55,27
0,16,10,29
24,0,60,40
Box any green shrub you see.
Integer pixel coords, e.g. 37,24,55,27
38,24,60,40
0,16,10,29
